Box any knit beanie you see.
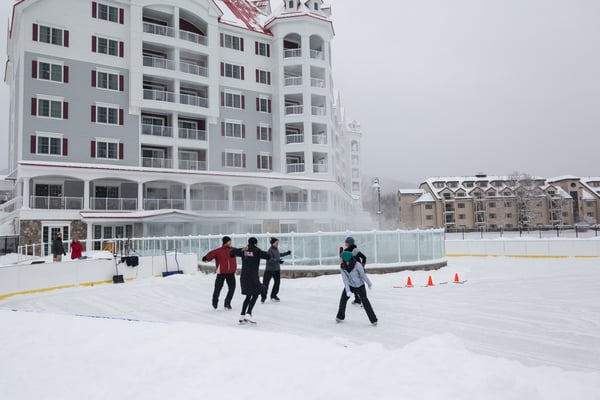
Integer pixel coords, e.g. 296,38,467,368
270,237,279,245
222,236,231,245
248,237,258,245
340,251,354,263
344,236,355,246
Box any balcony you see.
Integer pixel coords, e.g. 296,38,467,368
178,128,207,141
313,163,328,173
232,200,268,212
190,199,229,211
312,134,327,145
285,105,303,115
143,198,185,210
178,159,207,171
143,55,176,71
142,157,172,169
180,93,208,108
179,61,208,77
30,196,83,210
310,49,324,60
284,76,302,87
286,133,304,144
311,106,326,116
143,22,207,46
271,201,308,212
286,163,305,173
144,88,176,103
283,48,301,58
91,197,137,211
310,77,325,88
142,123,173,137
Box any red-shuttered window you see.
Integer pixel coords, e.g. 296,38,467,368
257,125,271,141
221,34,244,51
30,134,67,156
31,97,68,119
92,70,124,91
92,2,125,24
257,153,272,170
32,24,69,47
33,60,68,83
92,139,122,160
223,151,245,168
222,63,244,80
255,41,270,57
256,69,271,85
222,92,244,109
91,104,123,125
92,36,124,57
257,97,271,113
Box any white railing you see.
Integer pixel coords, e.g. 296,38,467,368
284,76,302,86
90,197,137,211
313,163,328,173
310,77,325,88
143,198,185,210
143,88,176,103
30,196,83,210
286,163,305,173
0,197,22,214
178,29,207,46
141,124,173,137
283,48,302,58
179,61,208,77
190,199,229,211
285,105,303,115
311,202,329,212
143,22,207,46
178,128,207,141
286,133,304,144
141,157,172,169
312,134,327,144
143,55,176,70
311,106,326,116
178,160,207,171
310,49,324,60
180,93,208,108
232,200,268,211
271,201,308,212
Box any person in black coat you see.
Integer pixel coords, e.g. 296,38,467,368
230,237,271,324
339,236,367,305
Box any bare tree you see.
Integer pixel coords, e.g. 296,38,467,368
361,176,399,230
508,171,543,228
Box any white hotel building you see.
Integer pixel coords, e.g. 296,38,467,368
3,0,367,249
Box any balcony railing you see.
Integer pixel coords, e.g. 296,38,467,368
313,163,328,173
311,106,326,116
178,128,207,141
143,198,185,210
91,197,137,211
312,134,327,144
143,55,176,70
232,200,268,212
312,202,329,212
190,199,229,211
143,88,176,103
310,49,324,60
285,105,303,115
142,157,173,169
30,196,83,210
142,123,173,137
283,48,302,58
179,61,208,77
143,22,207,46
310,77,325,88
180,93,208,108
286,134,304,144
271,201,308,212
0,197,22,214
284,76,302,86
286,163,305,173
178,159,207,171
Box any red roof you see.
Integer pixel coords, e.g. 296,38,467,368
219,0,271,34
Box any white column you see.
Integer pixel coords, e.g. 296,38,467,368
185,184,191,211
137,182,144,211
83,180,90,210
86,221,93,248
228,186,233,211
22,178,30,209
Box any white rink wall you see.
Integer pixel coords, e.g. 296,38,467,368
446,238,600,257
0,252,198,299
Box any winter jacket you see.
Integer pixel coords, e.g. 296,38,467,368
230,245,271,295
340,259,372,295
265,246,291,272
203,245,237,274
70,242,83,259
340,244,367,267
51,237,65,257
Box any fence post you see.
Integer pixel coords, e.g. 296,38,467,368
317,232,322,266
373,230,378,264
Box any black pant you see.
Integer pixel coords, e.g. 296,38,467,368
262,270,280,299
336,285,377,323
213,273,236,307
241,294,259,315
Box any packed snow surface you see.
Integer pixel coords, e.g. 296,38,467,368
1,256,599,399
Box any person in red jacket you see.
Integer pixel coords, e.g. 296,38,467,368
202,236,237,310
70,237,84,260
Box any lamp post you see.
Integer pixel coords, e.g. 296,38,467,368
372,177,382,230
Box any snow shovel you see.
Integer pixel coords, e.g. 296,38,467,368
112,253,124,284
162,248,183,277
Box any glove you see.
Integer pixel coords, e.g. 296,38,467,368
368,284,373,290
64,252,66,256
279,259,285,264
202,256,207,262
346,291,352,298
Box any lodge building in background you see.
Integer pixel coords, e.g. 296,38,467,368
2,0,369,250
398,174,600,230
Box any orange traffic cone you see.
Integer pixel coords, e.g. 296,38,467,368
427,276,434,286
454,273,460,283
405,276,413,288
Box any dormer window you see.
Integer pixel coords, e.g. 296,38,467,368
288,0,295,9
314,2,319,10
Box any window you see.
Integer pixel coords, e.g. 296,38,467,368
32,134,65,156
256,41,270,57
457,203,465,209
225,121,242,138
38,25,64,46
225,151,244,168
95,3,120,23
257,153,271,170
489,202,496,208
257,97,270,113
256,69,270,84
504,201,512,207
222,34,243,51
425,215,433,220
96,71,120,90
489,213,497,219
95,140,119,159
96,105,120,124
459,214,466,220
425,204,433,210
280,222,297,233
257,125,271,141
287,0,295,8
224,92,242,108
314,2,319,10
36,60,64,82
443,193,452,200
93,36,123,57
506,213,512,218
36,97,65,119
223,63,243,79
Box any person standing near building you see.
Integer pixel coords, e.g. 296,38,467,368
51,232,66,262
70,237,84,260
339,236,367,305
202,236,237,310
230,237,271,324
261,237,292,303
336,251,377,326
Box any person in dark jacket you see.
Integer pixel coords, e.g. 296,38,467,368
261,237,291,303
202,236,237,310
339,236,367,305
336,251,377,326
51,232,66,262
230,237,271,324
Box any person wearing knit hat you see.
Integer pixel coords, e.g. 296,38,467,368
336,250,377,326
261,237,292,303
339,236,367,305
202,236,237,310
230,237,271,324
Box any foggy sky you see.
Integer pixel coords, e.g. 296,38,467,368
2,0,600,187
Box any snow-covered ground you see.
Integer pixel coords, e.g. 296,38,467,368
1,256,599,399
